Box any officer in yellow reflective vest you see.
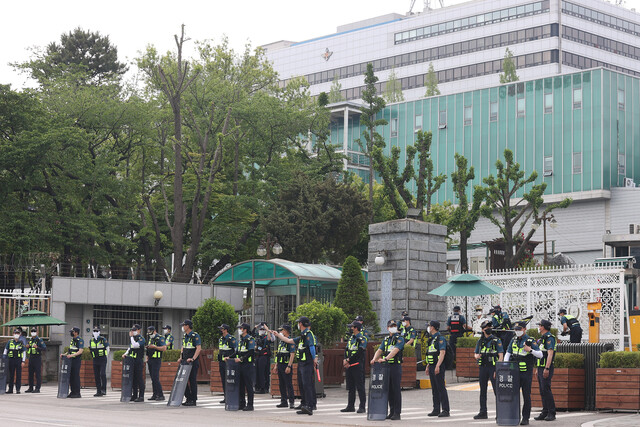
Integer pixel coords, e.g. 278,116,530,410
425,320,450,418
534,319,557,422
235,322,256,411
25,327,46,393
341,320,367,413
60,326,84,398
217,323,237,404
163,325,174,350
372,320,405,421
89,326,109,396
473,320,504,419
401,316,417,353
179,319,201,406
272,324,296,409
123,324,146,402
146,325,167,401
504,321,543,426
558,309,582,343
3,329,26,393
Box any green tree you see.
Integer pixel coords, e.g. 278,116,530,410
328,75,343,103
499,48,519,84
480,149,572,269
288,300,348,348
424,62,440,97
192,297,239,348
333,256,378,332
384,68,404,103
318,91,329,107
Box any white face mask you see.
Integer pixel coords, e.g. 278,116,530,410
31,332,37,337
402,321,408,327
132,331,138,336
388,327,398,334
538,327,543,334
182,327,187,333
93,332,100,338
259,330,266,336
14,334,20,340
476,311,483,316
163,329,169,334
515,330,524,337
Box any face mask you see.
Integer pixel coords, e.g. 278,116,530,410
538,327,543,334
484,328,493,335
132,331,138,336
476,311,483,316
237,329,243,334
426,327,432,335
388,327,398,334
298,324,302,331
31,332,37,337
182,327,187,333
14,334,20,340
93,332,100,338
402,321,408,326
515,330,524,337
259,330,266,336
163,329,169,334
70,332,74,337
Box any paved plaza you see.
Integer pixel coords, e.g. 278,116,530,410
2,371,638,427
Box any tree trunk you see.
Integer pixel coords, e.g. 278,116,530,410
460,232,469,273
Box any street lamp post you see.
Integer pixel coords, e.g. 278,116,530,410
257,233,283,260
532,213,558,265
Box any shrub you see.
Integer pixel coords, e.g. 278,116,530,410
554,352,584,369
334,256,379,333
162,349,182,362
112,350,126,361
192,297,238,349
402,343,417,358
288,300,348,348
599,351,640,368
527,328,559,340
456,336,479,348
63,346,93,361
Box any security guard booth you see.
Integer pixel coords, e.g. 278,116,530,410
587,301,601,343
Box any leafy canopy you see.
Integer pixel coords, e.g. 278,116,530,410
192,297,238,349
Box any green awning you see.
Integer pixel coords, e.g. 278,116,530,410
1,309,67,327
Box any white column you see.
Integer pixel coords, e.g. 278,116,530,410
343,108,349,171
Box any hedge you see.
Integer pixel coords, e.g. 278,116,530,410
63,346,93,361
456,336,480,348
554,352,584,369
112,350,126,361
599,351,640,368
162,349,182,362
526,328,559,340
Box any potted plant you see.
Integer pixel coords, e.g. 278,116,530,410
455,336,480,378
110,350,126,390
596,351,640,410
159,349,182,391
532,352,585,410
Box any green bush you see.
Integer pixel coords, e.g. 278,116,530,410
192,297,239,349
402,343,417,358
63,346,93,360
162,349,181,362
599,351,640,368
334,256,379,333
288,300,348,348
456,336,479,348
527,328,559,340
112,350,126,361
554,353,584,369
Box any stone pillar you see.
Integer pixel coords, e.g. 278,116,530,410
368,219,447,332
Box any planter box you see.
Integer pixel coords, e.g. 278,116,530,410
596,368,640,410
159,362,180,391
110,360,146,390
532,368,585,410
270,363,301,399
456,348,479,378
80,362,95,388
197,349,214,383
401,357,417,389
323,348,344,385
210,361,224,393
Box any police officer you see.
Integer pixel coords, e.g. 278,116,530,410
355,315,372,341
558,309,582,343
267,316,317,416
255,322,273,394
446,306,467,359
25,327,46,393
473,320,504,419
371,320,404,420
472,305,489,337
235,322,256,411
504,321,543,425
163,325,174,350
425,320,450,418
401,316,417,353
217,323,237,404
89,326,109,397
341,320,367,413
397,311,409,335
179,319,202,406
534,319,557,422
146,325,166,401
3,329,26,393
60,326,84,398
492,305,513,349
273,324,296,409
123,324,145,402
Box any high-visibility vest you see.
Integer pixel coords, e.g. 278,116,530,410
537,333,557,368
296,329,316,362
147,335,163,359
90,337,107,358
477,336,500,366
276,341,292,364
28,337,43,356
238,335,254,363
382,334,403,364
510,337,535,372
7,340,24,359
564,315,581,329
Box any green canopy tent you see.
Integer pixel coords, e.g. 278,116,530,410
429,273,503,323
1,309,67,327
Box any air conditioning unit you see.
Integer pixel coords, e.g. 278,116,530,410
624,177,636,187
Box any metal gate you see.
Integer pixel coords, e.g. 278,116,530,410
0,289,52,338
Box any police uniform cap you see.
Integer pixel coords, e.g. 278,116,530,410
238,322,251,331
494,305,502,310
488,308,496,314
475,304,483,311
428,320,440,330
163,325,172,330
92,326,101,332
180,319,193,327
147,325,156,331
537,319,552,329
295,316,310,327
279,324,292,333
355,315,364,322
348,321,363,330
14,328,21,334
557,308,567,315
30,327,37,332
401,311,409,317
387,320,397,327
70,327,80,333
513,321,527,330
453,305,461,311
481,320,493,329
130,324,142,331
218,324,230,331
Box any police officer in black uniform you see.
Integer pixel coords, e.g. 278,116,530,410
492,305,513,349
372,320,405,421
163,325,174,350
341,320,367,413
25,327,46,393
273,324,296,409
179,319,202,406
123,324,146,402
505,321,543,425
558,309,582,343
534,319,557,422
255,322,273,394
4,329,26,393
473,320,504,419
89,326,109,396
61,326,84,398
217,323,237,404
235,322,256,411
146,325,167,401
446,305,467,359
425,320,450,418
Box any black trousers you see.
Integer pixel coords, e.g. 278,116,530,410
570,328,582,343
7,358,22,392
537,367,555,416
148,358,163,397
449,333,462,359
277,363,294,404
131,360,145,399
428,364,449,413
519,369,533,420
92,357,107,394
388,363,402,416
238,362,254,408
256,354,270,391
184,359,199,402
28,355,42,390
298,361,315,410
345,362,366,409
478,365,496,413
69,357,81,396
219,360,226,394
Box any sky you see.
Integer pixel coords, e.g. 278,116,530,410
2,0,639,89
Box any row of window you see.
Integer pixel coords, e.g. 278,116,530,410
562,1,640,38
563,26,640,63
394,1,549,44
298,24,556,88
562,51,640,78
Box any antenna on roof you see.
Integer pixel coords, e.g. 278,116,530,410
408,0,445,14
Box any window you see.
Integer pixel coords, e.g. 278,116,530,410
544,93,553,113
93,305,163,347
415,114,423,130
544,156,553,176
517,97,526,117
573,152,582,174
618,153,626,175
464,106,472,126
391,118,398,137
439,110,447,128
573,87,582,109
490,101,498,121
618,89,625,110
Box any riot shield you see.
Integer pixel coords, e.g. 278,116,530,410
120,356,134,402
224,359,240,411
495,361,521,426
0,358,7,395
167,362,192,407
367,362,390,421
57,357,71,398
